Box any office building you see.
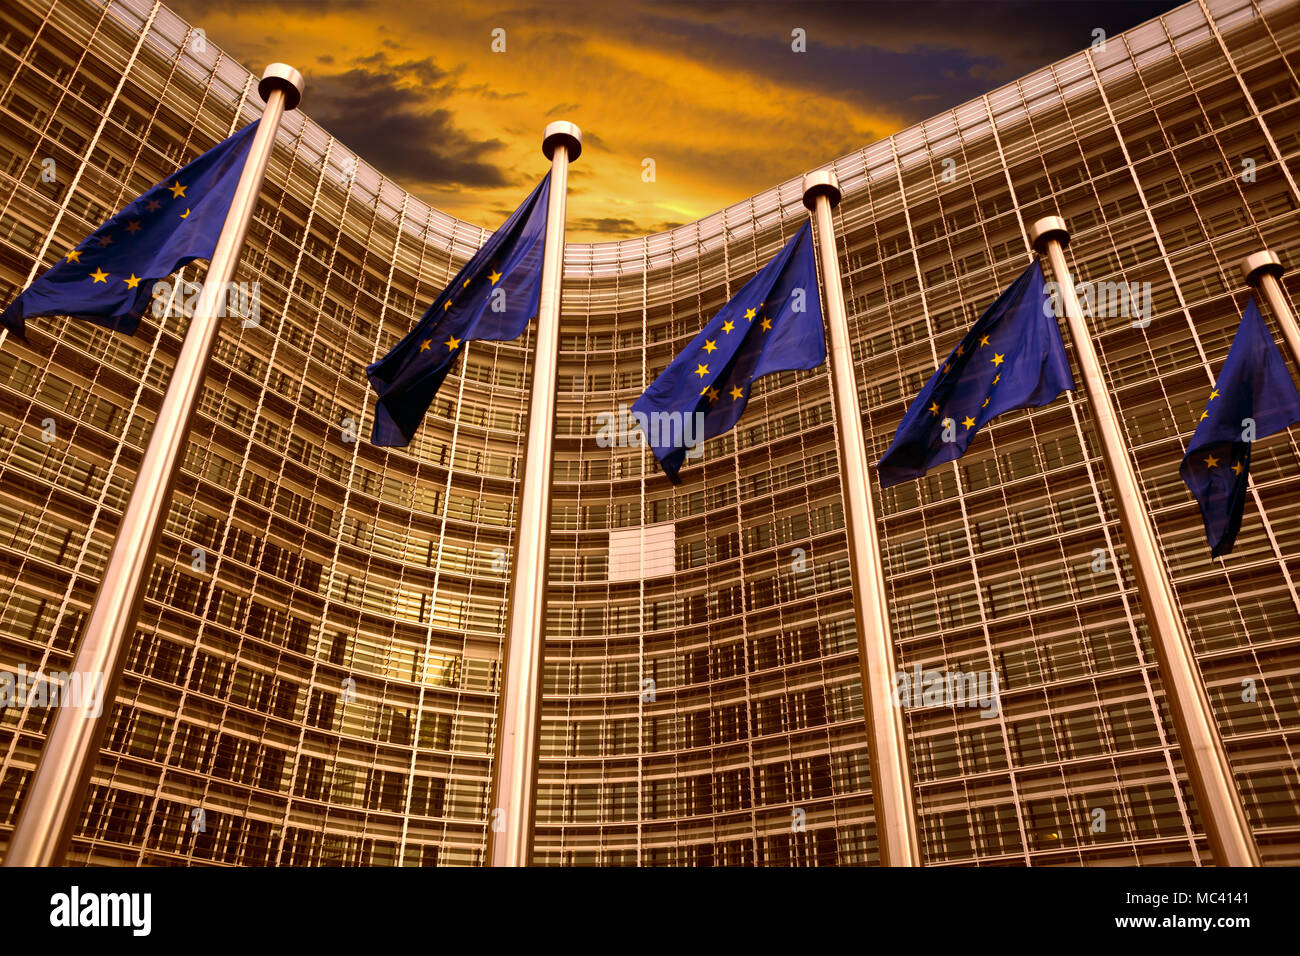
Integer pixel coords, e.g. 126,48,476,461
0,0,1298,865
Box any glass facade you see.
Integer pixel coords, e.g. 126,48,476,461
0,0,1298,866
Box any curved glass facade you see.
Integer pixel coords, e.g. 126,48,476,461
0,0,1299,866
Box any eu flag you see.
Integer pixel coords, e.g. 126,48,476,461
877,261,1073,487
366,175,550,447
632,221,825,483
1180,298,1300,557
1,121,259,339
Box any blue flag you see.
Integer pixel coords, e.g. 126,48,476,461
367,175,550,447
1,121,259,339
877,261,1073,487
632,221,825,483
1180,298,1300,557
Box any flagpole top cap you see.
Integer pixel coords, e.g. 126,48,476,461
802,170,841,210
1240,250,1283,286
1029,216,1070,252
543,121,582,162
260,63,303,112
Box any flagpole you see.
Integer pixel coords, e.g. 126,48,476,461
486,121,580,867
1032,216,1260,867
803,172,921,866
1240,251,1300,370
3,64,303,868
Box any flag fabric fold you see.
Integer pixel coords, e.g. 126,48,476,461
1180,297,1300,557
632,221,826,483
366,175,551,447
877,260,1074,487
1,121,260,339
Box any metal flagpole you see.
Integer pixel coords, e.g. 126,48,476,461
1241,251,1300,370
1032,216,1260,867
803,171,921,866
486,121,580,867
3,64,303,868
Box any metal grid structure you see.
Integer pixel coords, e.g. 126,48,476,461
0,0,1297,865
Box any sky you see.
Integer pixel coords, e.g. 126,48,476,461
167,0,1181,241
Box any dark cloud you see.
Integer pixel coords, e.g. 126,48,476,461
580,129,609,152
382,55,451,87
164,0,1184,237
446,1,1178,128
306,58,510,188
570,217,682,236
620,1,1179,126
574,216,639,234
458,82,528,100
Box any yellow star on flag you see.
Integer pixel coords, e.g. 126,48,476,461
706,387,720,403
761,317,772,331
978,335,990,347
744,307,756,321
124,274,141,289
1203,453,1219,468
928,402,940,415
695,363,710,378
445,335,461,350
703,339,717,354
1231,461,1244,475
962,416,976,429
90,267,109,283
489,270,502,285
168,181,186,198
125,220,142,234
991,353,1005,367
65,249,81,263
730,385,744,400
419,339,433,352
721,320,735,334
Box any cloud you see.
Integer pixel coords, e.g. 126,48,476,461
580,129,609,152
570,216,683,236
457,82,528,101
162,0,1183,239
306,58,511,188
348,51,450,86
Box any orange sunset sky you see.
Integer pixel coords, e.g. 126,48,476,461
168,0,1177,241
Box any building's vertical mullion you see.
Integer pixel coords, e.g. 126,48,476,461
126,48,255,864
